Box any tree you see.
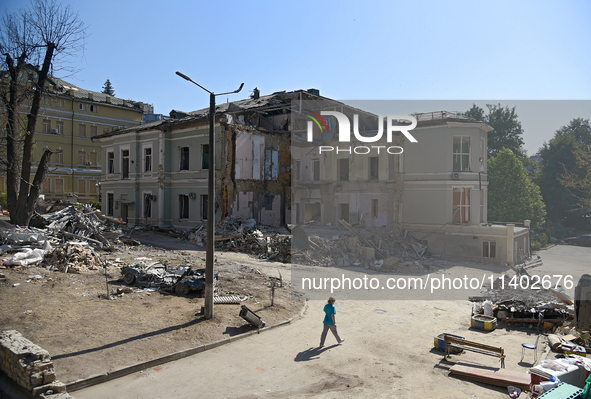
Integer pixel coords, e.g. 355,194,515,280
101,78,114,96
538,118,591,227
465,103,525,159
488,148,546,228
0,0,86,225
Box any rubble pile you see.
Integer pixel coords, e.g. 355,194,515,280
180,218,292,263
1,205,124,272
30,205,123,249
293,225,429,270
42,242,101,273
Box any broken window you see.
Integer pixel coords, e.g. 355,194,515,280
483,241,496,258
369,157,379,180
144,193,152,218
312,160,320,181
452,187,470,224
144,147,152,172
121,149,129,179
107,152,114,174
180,147,189,170
201,195,208,220
262,194,274,211
107,193,114,216
453,136,471,172
337,158,349,181
179,194,189,219
202,144,209,170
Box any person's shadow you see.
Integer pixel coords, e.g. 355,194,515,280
294,345,338,362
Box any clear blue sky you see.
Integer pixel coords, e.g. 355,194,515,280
3,0,591,155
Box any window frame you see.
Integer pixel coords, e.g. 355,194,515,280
453,136,471,172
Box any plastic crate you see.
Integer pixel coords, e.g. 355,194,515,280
538,382,583,399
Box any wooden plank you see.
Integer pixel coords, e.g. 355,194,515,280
445,336,503,354
450,364,530,391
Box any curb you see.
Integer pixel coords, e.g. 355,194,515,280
66,299,308,393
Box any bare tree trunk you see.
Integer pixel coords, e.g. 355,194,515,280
12,43,55,226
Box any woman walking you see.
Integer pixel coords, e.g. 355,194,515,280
319,297,344,347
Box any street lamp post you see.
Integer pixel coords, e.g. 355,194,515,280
175,71,243,320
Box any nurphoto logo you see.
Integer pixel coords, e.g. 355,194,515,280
303,110,418,155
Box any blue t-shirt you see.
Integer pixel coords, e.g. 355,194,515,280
323,303,336,325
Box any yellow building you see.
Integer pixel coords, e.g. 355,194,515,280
8,77,146,203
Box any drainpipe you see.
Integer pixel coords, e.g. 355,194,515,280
506,224,515,266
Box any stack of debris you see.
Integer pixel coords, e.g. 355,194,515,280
181,217,292,263
42,242,101,273
292,223,429,270
30,205,123,249
1,205,125,271
472,274,573,328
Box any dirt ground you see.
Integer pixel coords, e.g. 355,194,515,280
0,231,303,384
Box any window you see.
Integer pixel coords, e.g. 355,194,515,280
107,152,114,174
89,104,97,112
179,194,189,219
372,199,378,218
121,149,129,179
43,119,51,133
56,121,64,135
262,194,274,211
42,178,50,193
453,136,471,172
483,241,496,258
202,144,209,169
56,98,64,107
144,193,152,218
55,178,64,193
79,103,84,111
54,150,64,164
201,195,208,220
312,160,320,181
480,137,486,169
91,126,97,137
369,156,379,180
107,193,114,216
78,151,86,165
337,158,349,181
78,179,86,194
79,124,87,137
144,147,152,172
89,179,97,194
180,147,189,170
453,187,470,224
90,152,97,166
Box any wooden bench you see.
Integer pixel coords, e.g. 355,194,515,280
444,335,506,368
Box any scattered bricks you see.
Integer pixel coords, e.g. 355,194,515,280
32,380,66,396
43,369,56,384
360,247,375,261
31,371,44,387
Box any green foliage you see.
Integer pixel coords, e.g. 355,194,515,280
537,118,591,228
488,148,546,229
88,201,101,209
101,78,115,96
465,103,525,160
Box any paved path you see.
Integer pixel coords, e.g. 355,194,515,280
72,245,591,399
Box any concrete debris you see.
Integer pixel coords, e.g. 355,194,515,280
292,225,429,271
1,205,127,272
176,217,291,263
